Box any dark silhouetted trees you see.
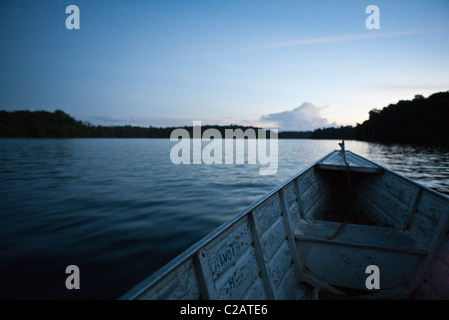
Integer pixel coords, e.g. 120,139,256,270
0,110,270,138
353,91,449,147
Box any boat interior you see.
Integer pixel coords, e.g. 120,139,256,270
294,150,448,299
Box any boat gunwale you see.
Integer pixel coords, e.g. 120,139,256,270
119,149,449,300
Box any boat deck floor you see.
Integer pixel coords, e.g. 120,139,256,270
295,219,427,255
320,209,379,226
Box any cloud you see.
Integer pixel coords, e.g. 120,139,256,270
259,102,336,131
186,30,423,60
256,30,423,50
82,103,337,131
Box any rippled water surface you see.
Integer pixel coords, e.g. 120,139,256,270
1,138,448,299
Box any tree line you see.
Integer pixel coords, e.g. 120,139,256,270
0,109,267,138
1,90,448,147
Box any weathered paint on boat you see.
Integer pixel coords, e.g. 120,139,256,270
120,148,449,300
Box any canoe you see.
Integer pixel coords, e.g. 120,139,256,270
120,143,449,300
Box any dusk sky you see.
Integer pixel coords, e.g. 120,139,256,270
1,0,448,131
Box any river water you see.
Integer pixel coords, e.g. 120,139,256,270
0,138,448,299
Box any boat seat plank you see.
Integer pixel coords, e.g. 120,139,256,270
294,220,427,255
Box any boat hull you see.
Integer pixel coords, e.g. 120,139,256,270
121,150,449,300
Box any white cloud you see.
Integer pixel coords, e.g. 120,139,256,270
256,30,423,50
187,30,424,60
259,102,337,131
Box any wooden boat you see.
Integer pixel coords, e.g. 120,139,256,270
120,143,449,300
